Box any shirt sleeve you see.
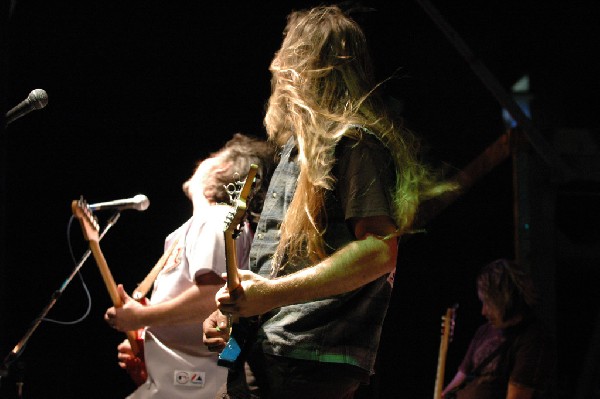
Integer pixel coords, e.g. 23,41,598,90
509,323,556,390
334,134,395,221
186,207,228,279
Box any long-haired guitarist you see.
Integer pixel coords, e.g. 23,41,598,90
103,133,275,399
203,5,456,398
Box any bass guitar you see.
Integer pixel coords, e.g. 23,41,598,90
434,304,458,399
217,164,259,369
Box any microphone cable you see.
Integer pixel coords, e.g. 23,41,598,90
42,215,92,325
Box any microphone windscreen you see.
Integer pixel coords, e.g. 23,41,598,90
30,89,48,109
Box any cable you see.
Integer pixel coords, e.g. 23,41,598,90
42,215,92,325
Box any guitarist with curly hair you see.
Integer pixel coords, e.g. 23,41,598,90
104,133,275,399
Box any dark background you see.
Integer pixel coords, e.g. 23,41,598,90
2,1,599,398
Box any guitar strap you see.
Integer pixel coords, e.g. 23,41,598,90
132,235,182,301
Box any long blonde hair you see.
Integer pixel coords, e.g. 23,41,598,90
265,6,454,266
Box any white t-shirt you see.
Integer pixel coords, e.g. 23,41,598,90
128,204,252,399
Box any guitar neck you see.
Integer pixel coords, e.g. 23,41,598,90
434,306,456,399
89,240,121,306
217,164,258,369
433,330,450,399
72,198,141,354
88,240,140,354
221,164,257,293
224,231,240,291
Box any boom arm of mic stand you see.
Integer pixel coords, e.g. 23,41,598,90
0,212,121,376
414,0,576,180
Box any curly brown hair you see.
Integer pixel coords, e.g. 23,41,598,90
183,133,277,221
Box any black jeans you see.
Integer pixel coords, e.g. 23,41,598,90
218,342,368,399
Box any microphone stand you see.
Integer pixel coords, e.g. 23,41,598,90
0,211,121,393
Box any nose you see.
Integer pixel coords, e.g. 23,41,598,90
481,303,488,317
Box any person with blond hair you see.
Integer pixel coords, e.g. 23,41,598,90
204,6,454,398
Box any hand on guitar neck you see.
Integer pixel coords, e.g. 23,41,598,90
104,284,149,386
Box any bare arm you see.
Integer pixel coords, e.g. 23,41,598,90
506,383,534,399
106,271,223,332
442,370,467,397
441,367,536,399
218,215,398,317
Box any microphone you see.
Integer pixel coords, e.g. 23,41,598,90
5,89,49,126
89,194,150,212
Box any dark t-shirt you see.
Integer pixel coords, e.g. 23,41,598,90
456,317,555,399
250,131,397,374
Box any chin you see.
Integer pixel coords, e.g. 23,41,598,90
487,319,501,329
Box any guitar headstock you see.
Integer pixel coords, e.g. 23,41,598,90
441,303,459,342
71,196,100,243
223,164,259,238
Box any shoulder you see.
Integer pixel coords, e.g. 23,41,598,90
188,205,232,235
164,217,193,244
331,130,396,219
506,317,555,367
336,131,393,172
514,317,554,345
337,127,388,153
472,322,498,341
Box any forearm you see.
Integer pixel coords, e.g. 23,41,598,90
264,234,396,309
506,383,534,399
443,370,466,395
139,284,221,327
